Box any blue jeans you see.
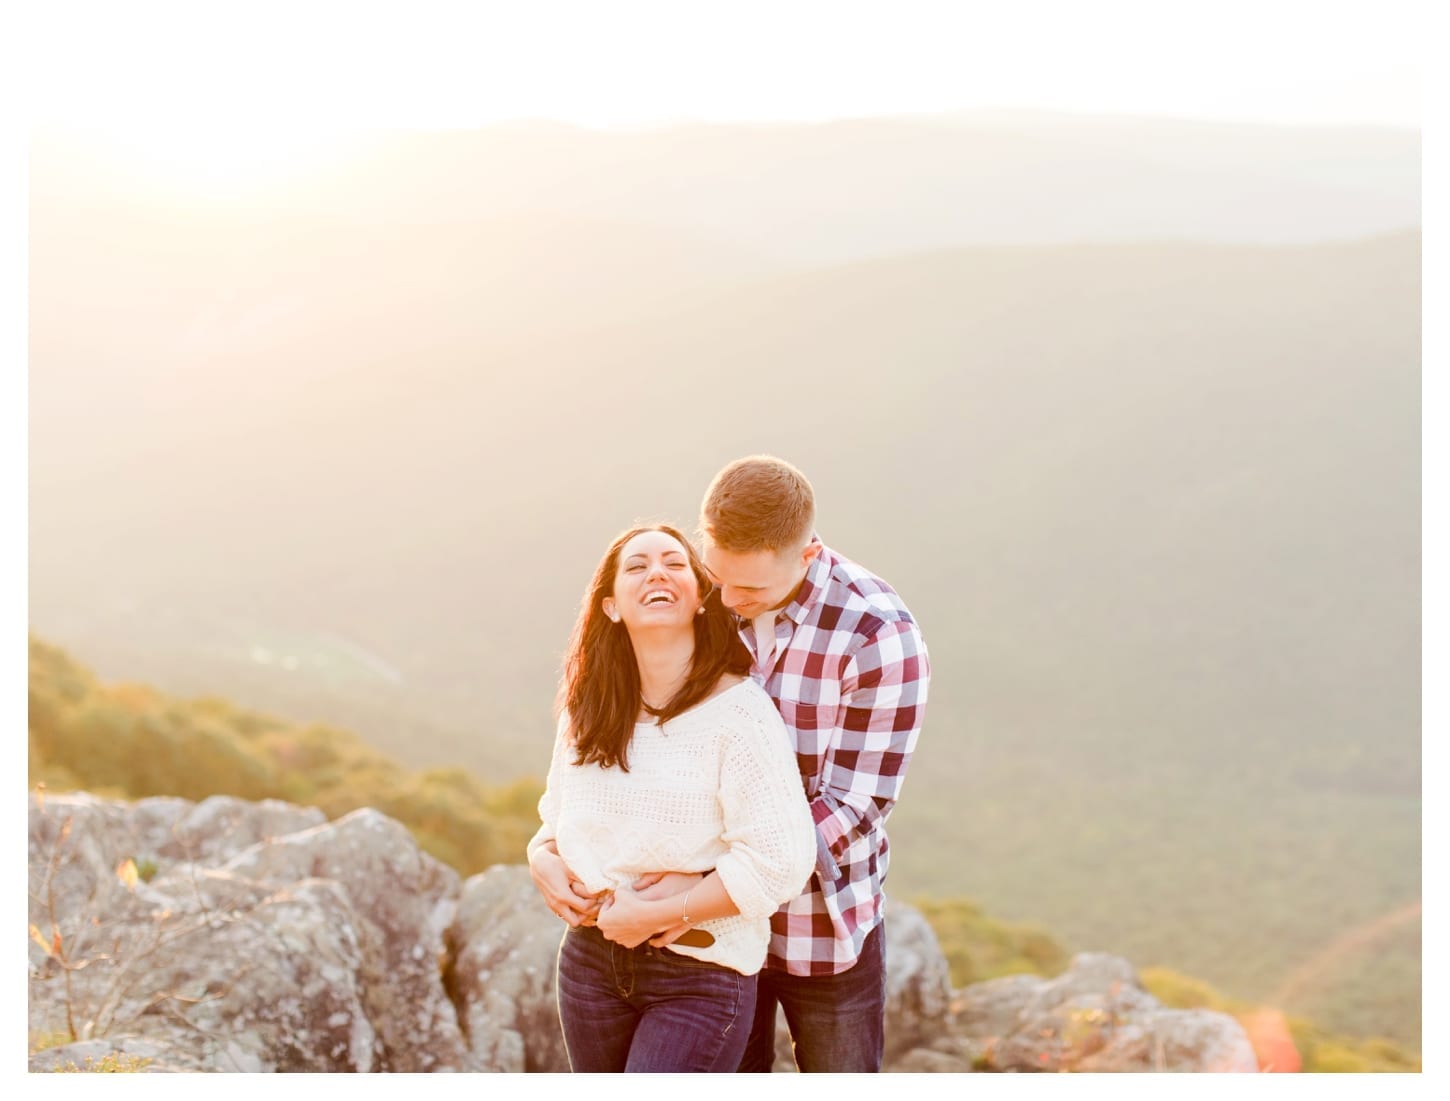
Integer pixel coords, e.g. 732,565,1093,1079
736,919,887,1073
555,924,757,1073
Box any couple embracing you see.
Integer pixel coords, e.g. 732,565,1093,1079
527,455,930,1073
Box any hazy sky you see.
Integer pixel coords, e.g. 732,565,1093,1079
15,0,1424,201
26,0,1423,134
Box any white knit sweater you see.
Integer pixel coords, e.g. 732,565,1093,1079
528,678,816,975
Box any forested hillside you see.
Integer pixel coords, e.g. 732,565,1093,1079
28,636,539,877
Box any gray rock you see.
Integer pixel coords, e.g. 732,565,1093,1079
883,900,956,1058
947,952,1259,1073
953,973,1042,1039
221,808,471,1071
28,792,1259,1074
28,794,466,1072
891,1042,982,1073
446,864,570,1072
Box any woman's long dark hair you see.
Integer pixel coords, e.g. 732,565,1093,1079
558,523,751,771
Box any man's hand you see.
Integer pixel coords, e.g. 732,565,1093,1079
528,843,606,927
630,870,705,901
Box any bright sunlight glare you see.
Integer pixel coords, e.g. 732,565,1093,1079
86,118,359,200
23,0,1423,199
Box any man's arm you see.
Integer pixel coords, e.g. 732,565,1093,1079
528,840,605,926
525,714,606,924
809,618,930,880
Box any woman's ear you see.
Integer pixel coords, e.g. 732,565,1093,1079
602,598,619,623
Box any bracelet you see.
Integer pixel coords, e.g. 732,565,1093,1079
681,886,695,926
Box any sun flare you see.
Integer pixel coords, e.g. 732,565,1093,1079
90,113,360,200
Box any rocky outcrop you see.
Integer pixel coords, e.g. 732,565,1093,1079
897,953,1259,1072
28,793,467,1071
28,793,1257,1073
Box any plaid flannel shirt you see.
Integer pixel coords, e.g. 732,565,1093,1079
740,541,930,976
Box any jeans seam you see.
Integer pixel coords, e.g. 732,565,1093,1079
613,941,634,999
719,972,741,1039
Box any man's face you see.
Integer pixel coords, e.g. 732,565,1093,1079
701,538,820,619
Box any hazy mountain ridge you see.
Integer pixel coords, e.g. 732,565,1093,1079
272,115,1420,259
33,112,1418,269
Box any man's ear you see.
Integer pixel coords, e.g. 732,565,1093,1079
800,540,823,568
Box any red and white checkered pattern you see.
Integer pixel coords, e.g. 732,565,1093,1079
740,542,930,976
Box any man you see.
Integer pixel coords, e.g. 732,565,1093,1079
698,455,930,1073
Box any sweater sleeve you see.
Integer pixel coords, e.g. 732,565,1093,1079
712,694,817,921
525,712,571,861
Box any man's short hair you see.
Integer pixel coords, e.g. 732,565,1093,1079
700,455,816,553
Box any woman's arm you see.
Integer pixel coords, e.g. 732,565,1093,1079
596,872,737,949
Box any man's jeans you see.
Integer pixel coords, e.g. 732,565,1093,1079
736,920,887,1073
555,924,756,1072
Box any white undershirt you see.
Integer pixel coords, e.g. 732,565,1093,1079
752,609,780,666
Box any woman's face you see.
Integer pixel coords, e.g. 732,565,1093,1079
602,529,703,634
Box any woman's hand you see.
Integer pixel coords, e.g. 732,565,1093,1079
623,872,706,946
646,921,693,948
528,844,606,927
595,886,673,949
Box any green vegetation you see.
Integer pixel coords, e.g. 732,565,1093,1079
911,896,1069,985
27,636,540,879
29,1028,155,1073
46,1053,154,1073
1139,967,1422,1074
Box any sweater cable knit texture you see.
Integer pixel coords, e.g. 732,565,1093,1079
529,678,815,975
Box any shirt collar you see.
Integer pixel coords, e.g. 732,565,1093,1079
779,537,830,625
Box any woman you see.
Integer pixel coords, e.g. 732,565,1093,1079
527,523,814,1073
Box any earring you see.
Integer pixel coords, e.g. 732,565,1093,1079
695,606,705,616
607,612,620,623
